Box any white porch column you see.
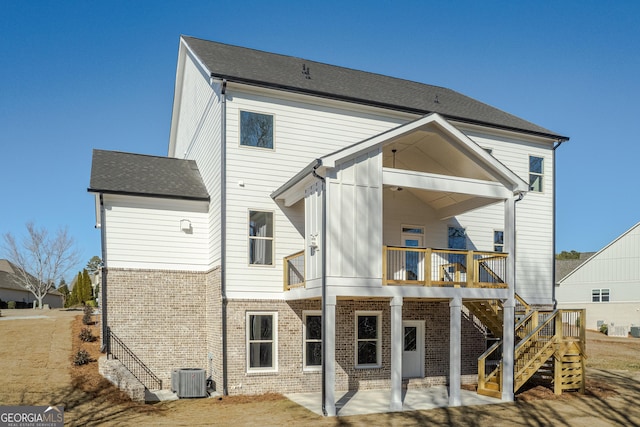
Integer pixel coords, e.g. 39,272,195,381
449,294,462,406
324,294,337,416
501,299,515,401
390,296,403,411
502,196,517,401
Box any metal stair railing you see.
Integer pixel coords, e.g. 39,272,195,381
106,327,163,390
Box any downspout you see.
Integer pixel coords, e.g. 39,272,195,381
311,160,327,416
99,193,108,353
220,79,229,396
552,140,565,309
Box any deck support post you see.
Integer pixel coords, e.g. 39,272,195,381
390,296,403,411
324,294,337,416
502,195,517,401
449,295,462,406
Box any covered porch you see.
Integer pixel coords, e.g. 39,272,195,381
272,113,529,415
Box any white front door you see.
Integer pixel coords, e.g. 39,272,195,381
402,320,425,379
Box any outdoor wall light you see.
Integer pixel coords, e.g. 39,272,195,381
180,219,192,232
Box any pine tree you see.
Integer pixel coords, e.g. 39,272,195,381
81,269,92,302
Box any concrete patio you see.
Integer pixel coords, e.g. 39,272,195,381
286,386,504,416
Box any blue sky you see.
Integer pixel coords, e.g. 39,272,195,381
1,1,638,280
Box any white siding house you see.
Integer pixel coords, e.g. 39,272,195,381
556,222,640,334
89,36,580,414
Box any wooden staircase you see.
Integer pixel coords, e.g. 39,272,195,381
471,298,586,399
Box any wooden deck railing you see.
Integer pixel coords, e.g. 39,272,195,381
283,250,305,291
478,308,586,397
383,246,508,288
283,247,509,290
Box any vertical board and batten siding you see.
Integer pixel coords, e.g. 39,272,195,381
172,54,223,267
557,223,640,303
463,129,555,305
305,180,323,286
556,223,640,329
326,149,382,281
103,195,209,271
224,89,405,299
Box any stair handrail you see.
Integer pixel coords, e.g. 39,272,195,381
513,310,559,390
514,293,530,314
106,327,163,390
478,339,503,393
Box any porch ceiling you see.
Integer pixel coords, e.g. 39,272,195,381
382,130,495,182
381,129,510,218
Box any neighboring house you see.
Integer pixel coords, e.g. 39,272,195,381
89,36,583,413
0,259,64,308
555,252,596,284
556,222,640,335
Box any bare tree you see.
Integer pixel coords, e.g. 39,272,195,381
2,222,80,309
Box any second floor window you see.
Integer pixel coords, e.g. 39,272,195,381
240,110,274,149
529,156,544,192
249,210,273,265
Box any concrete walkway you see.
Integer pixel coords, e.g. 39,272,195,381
286,386,503,416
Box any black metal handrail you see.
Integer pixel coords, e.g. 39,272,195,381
106,327,162,390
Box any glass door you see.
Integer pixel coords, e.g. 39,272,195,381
401,226,424,281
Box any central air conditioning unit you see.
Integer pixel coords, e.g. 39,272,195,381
171,368,207,398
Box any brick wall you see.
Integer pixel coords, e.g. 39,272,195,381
106,268,209,389
225,298,486,395
104,268,487,395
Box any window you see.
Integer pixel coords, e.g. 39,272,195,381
249,211,273,265
247,312,277,371
592,289,610,303
303,312,322,370
240,111,274,149
494,230,504,252
529,156,544,192
448,226,467,271
355,312,381,367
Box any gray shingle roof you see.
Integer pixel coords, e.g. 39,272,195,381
0,259,62,296
183,36,568,141
88,150,209,201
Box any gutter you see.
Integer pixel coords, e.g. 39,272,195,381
310,159,328,416
210,74,570,143
220,79,229,396
552,139,565,309
98,193,108,353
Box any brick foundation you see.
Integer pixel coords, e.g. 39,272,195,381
104,268,486,396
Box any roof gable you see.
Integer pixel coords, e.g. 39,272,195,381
558,222,640,284
88,150,209,201
182,36,567,141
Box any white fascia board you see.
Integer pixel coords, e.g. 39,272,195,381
320,114,441,168
93,193,101,228
168,37,213,158
430,117,529,193
273,174,317,207
321,113,528,193
382,168,512,199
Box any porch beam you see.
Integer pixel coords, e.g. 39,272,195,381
382,168,513,199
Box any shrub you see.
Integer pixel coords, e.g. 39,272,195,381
600,324,608,335
82,305,93,325
7,301,16,309
82,313,92,325
79,327,96,342
86,299,97,308
73,349,91,366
